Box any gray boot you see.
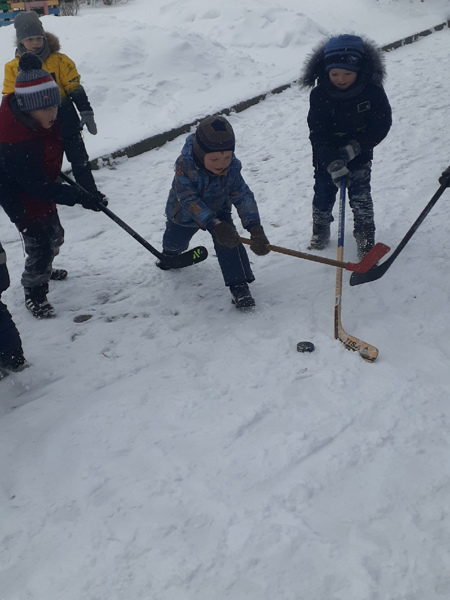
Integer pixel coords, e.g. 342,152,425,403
354,230,375,260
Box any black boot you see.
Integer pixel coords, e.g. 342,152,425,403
230,283,255,309
308,222,330,251
50,269,68,281
0,347,27,373
24,284,56,319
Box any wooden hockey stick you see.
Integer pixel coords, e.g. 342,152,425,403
238,238,389,273
334,179,379,362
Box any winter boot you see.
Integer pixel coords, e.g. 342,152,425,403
230,283,256,309
50,269,68,281
355,231,375,260
0,347,28,373
308,222,331,251
24,284,56,319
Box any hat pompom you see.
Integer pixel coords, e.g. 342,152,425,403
18,52,43,72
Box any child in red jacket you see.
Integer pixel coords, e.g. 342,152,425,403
0,53,106,319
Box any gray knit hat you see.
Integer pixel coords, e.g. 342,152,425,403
193,116,235,164
15,52,60,112
14,10,45,42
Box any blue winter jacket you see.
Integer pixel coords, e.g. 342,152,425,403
165,134,261,231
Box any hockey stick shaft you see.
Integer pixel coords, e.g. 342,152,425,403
334,179,378,362
59,172,207,268
237,238,390,273
350,182,448,286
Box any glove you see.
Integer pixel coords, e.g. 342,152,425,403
249,225,270,256
439,166,450,187
79,110,97,135
327,159,349,187
340,139,361,163
212,220,240,248
79,191,108,212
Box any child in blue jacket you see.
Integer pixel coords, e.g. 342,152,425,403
301,34,392,258
159,116,270,309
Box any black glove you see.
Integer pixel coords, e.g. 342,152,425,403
327,159,349,187
79,110,97,135
340,139,361,163
439,166,450,187
249,225,270,256
212,220,240,248
79,191,108,212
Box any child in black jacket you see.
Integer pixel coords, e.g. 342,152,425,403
301,34,392,258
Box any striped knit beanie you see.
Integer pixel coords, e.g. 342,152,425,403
193,116,235,164
15,52,60,112
324,34,364,73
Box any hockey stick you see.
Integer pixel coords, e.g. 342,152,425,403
59,172,208,269
238,237,389,273
350,182,448,286
335,179,378,362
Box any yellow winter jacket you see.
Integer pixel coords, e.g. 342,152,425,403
2,33,92,116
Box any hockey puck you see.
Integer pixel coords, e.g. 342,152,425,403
73,314,93,323
297,341,315,353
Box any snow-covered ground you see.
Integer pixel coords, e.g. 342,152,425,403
1,1,450,599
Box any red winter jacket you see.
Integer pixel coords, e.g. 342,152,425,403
0,94,81,228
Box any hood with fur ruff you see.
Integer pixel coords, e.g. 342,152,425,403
300,35,386,89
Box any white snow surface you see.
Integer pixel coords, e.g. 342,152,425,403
1,1,450,598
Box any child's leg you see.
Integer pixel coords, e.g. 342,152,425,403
0,300,26,371
19,214,64,290
0,248,26,369
161,220,197,255
210,213,254,288
309,167,337,249
348,162,375,257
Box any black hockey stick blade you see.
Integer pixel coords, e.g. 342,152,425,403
158,245,208,268
59,172,208,269
350,182,448,286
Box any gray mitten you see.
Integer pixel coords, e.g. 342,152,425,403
80,110,97,135
327,159,349,187
340,139,361,163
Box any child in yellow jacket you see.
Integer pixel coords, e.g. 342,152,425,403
3,11,99,192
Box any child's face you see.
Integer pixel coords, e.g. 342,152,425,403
30,106,58,129
328,68,358,90
22,36,45,52
204,151,233,175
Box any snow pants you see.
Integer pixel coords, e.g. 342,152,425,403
0,244,23,354
162,215,255,287
312,161,375,239
18,212,64,290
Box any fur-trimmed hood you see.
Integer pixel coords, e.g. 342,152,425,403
300,35,387,89
45,32,61,53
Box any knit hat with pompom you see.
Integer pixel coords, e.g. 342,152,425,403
15,52,60,112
